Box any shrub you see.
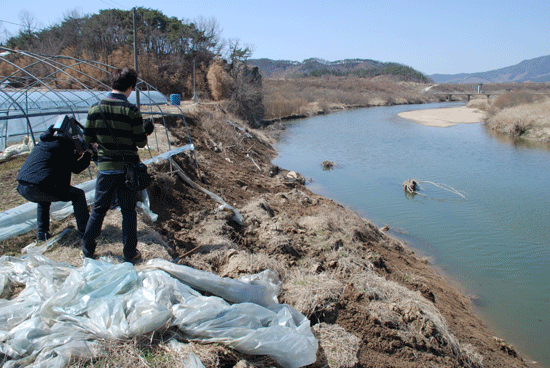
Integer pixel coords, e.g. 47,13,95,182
490,90,540,111
466,97,490,111
486,98,550,139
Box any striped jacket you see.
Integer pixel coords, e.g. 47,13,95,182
84,93,147,171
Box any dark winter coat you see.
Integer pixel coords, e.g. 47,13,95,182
17,126,92,193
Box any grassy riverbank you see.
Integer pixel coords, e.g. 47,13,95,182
478,91,550,142
262,76,443,120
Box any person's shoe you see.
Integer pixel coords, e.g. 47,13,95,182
125,250,142,264
37,232,51,241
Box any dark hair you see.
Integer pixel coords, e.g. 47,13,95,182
110,67,138,91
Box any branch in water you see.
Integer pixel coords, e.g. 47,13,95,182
403,179,467,200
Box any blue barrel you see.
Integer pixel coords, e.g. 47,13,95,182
170,94,181,106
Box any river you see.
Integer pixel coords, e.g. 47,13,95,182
272,102,550,367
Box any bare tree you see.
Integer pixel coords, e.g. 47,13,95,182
63,8,84,24
226,38,254,63
195,16,224,55
18,10,38,36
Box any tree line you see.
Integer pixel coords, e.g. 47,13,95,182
2,8,263,124
304,63,430,82
6,8,220,95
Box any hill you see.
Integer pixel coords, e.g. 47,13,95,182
248,58,430,82
429,54,550,83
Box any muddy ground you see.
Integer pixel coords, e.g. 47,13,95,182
0,102,531,367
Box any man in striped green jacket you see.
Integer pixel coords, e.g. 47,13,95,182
81,67,153,263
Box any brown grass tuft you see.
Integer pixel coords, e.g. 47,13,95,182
311,322,361,368
489,90,543,113
281,269,345,319
486,98,550,141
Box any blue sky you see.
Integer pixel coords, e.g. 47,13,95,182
1,0,549,75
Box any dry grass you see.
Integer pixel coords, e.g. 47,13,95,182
207,58,231,101
312,323,361,368
69,336,174,368
217,250,288,279
199,110,256,156
0,154,29,212
185,248,286,277
42,209,173,267
68,334,239,368
262,77,438,120
486,97,550,141
282,269,345,318
466,97,491,111
334,253,484,367
489,90,545,113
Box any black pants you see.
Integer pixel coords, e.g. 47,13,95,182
17,182,89,236
81,172,138,259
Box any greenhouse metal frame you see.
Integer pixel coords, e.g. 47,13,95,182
0,46,193,154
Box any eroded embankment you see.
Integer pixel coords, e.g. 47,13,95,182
144,108,528,367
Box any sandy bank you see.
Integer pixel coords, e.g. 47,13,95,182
398,106,486,127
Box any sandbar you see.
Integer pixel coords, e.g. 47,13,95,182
398,106,486,127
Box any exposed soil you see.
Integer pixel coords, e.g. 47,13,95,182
0,102,531,367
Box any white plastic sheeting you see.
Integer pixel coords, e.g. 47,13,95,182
0,254,318,368
0,144,195,242
0,180,96,242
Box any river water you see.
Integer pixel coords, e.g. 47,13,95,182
272,102,550,367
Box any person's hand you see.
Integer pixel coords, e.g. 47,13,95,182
144,120,154,136
88,145,98,162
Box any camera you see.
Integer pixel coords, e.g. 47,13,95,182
53,115,89,152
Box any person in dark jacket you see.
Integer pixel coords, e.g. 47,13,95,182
16,117,94,241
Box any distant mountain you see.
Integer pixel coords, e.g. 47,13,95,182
429,55,550,84
247,58,430,82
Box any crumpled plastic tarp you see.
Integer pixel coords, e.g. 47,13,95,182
0,254,318,368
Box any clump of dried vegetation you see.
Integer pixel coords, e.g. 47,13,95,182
482,90,550,141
